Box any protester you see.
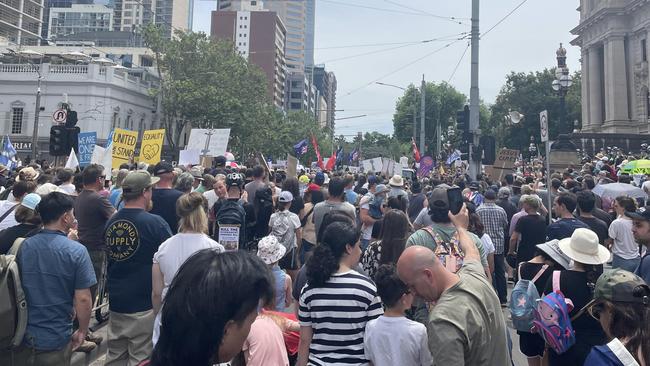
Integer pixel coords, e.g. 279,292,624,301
0,180,37,231
173,172,194,194
359,182,387,250
269,191,302,282
299,186,322,264
104,170,172,365
241,295,295,366
468,212,495,277
388,174,409,207
547,192,590,240
55,168,76,195
151,161,183,234
203,174,226,211
476,189,508,304
283,177,305,219
108,169,129,208
407,180,426,222
245,165,268,204
151,192,224,345
0,192,41,254
361,209,411,279
150,250,273,366
312,177,356,236
1,192,96,366
343,174,358,205
608,196,641,272
397,204,511,365
256,235,292,313
363,264,433,366
576,190,610,245
213,173,256,250
297,221,383,366
509,195,548,267
627,207,650,283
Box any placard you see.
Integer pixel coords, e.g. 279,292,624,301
111,128,138,169
287,154,298,178
78,132,96,168
485,148,520,181
361,157,383,173
218,225,240,251
186,129,231,157
179,149,200,166
139,129,165,165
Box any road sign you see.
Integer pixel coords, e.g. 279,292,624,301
540,110,548,142
52,109,67,124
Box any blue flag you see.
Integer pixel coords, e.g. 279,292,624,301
335,146,344,165
349,148,359,163
293,139,308,157
0,136,17,169
446,149,461,165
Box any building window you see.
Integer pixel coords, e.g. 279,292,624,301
11,108,23,134
642,39,647,62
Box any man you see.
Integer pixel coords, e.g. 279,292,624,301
244,165,267,204
496,187,517,222
465,181,484,207
359,182,387,250
547,192,590,240
213,173,256,250
627,207,650,283
104,171,172,365
343,174,358,206
312,177,356,236
476,189,509,305
0,180,37,231
3,192,96,366
407,180,426,223
576,190,609,245
397,206,510,365
150,161,183,234
388,174,409,208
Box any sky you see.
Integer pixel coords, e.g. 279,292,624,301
192,0,582,138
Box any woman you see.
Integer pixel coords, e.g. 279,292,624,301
283,177,305,219
299,186,324,264
150,250,273,366
151,192,224,345
362,209,411,279
173,172,194,194
0,193,41,254
468,212,495,277
543,228,610,365
584,269,649,366
297,221,383,366
607,196,641,272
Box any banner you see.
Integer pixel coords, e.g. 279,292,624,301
361,157,383,173
65,148,79,169
417,156,434,178
178,149,200,166
77,132,96,168
287,154,298,177
186,129,230,157
139,129,165,165
91,145,105,165
111,128,138,169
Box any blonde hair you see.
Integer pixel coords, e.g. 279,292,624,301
176,192,209,234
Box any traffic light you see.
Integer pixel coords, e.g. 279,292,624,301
64,110,78,128
456,105,471,142
49,126,69,156
68,126,80,154
480,135,496,165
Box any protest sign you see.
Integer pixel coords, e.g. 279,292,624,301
77,132,96,168
361,157,383,173
485,148,519,181
139,129,165,165
179,149,201,166
111,128,138,169
186,129,230,157
287,154,298,177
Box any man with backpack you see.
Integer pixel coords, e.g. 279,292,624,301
245,166,268,204
213,173,256,251
1,192,96,366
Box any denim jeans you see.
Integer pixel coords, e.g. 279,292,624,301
360,239,370,252
612,254,641,272
492,254,508,304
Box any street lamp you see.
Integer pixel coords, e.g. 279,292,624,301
376,82,417,142
551,43,576,151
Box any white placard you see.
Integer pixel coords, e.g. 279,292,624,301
186,129,231,157
218,225,240,251
361,157,383,173
179,149,201,166
91,145,105,165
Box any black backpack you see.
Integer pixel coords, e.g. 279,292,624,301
216,199,246,251
253,187,274,238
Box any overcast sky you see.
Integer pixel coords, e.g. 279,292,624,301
192,0,581,137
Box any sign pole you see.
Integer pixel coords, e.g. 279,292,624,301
540,110,552,221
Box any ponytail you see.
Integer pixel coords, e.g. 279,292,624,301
306,221,360,287
306,245,338,287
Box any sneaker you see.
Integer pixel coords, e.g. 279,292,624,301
74,340,97,353
86,331,103,345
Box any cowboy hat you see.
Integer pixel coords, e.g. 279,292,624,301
558,228,610,265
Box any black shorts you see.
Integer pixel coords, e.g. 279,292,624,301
279,247,299,270
518,331,545,358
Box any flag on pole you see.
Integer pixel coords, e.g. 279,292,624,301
446,149,461,165
411,137,421,163
65,148,79,169
293,139,308,157
349,147,359,163
335,146,344,166
0,135,17,169
311,134,323,170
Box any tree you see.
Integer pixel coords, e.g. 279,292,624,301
486,69,581,151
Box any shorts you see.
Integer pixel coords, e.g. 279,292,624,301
518,331,545,358
279,247,299,270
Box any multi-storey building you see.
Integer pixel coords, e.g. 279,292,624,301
1,0,45,45
48,4,113,40
311,65,337,130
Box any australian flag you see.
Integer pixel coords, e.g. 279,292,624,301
335,146,344,166
0,136,17,169
349,147,359,163
293,139,308,157
446,149,462,165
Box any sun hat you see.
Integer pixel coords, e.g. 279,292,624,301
536,239,571,270
279,191,294,203
257,235,286,265
389,175,404,187
190,167,204,180
35,183,62,196
558,228,611,265
20,193,41,210
16,167,40,182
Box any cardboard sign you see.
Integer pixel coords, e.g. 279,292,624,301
361,157,383,173
219,225,240,251
139,129,165,165
179,149,201,166
186,129,231,157
287,154,298,178
111,128,138,169
485,148,520,181
77,132,96,168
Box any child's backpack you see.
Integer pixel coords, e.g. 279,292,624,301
421,227,464,273
532,271,576,355
0,238,27,349
510,263,548,332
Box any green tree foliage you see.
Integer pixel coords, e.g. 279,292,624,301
486,69,581,151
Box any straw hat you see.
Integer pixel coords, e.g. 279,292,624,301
558,228,610,265
389,175,404,187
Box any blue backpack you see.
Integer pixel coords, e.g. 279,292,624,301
509,263,548,332
531,271,576,355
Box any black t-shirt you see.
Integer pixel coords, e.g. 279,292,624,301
515,214,547,262
546,218,590,241
577,216,609,244
104,208,172,313
407,193,426,222
289,196,305,216
519,262,553,295
0,223,39,254
593,208,612,227
151,188,183,234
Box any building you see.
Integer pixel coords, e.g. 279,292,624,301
0,62,159,159
311,65,337,130
48,4,113,40
571,0,650,134
0,0,45,45
112,0,155,33
153,0,190,38
285,72,316,115
211,9,286,108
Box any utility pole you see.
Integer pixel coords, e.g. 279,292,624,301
435,96,442,158
412,89,417,143
31,72,42,160
419,75,426,155
468,0,480,180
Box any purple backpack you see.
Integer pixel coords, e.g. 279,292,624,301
531,271,576,354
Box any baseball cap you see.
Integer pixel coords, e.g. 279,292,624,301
367,175,378,185
307,183,321,193
626,206,650,221
484,189,497,200
153,161,174,176
314,172,325,185
586,269,650,308
215,155,227,167
429,187,449,209
20,193,41,210
122,171,160,195
279,191,294,203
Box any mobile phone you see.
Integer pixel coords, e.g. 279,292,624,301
447,187,463,215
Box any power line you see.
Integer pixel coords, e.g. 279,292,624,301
319,0,464,21
381,0,470,24
447,41,470,83
482,0,531,39
322,37,449,64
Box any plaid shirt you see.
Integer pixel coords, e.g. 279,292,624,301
476,202,508,255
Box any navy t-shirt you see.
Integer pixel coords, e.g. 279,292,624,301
151,188,183,234
546,217,590,241
104,208,172,313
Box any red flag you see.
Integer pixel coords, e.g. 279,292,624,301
311,134,324,169
411,137,421,163
325,152,336,171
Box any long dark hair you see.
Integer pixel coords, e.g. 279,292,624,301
386,196,407,213
378,210,409,265
151,250,273,366
605,286,650,365
316,211,355,245
307,221,360,287
468,213,485,238
282,177,300,198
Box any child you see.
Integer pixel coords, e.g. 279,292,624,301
364,264,433,366
269,191,302,282
257,235,293,313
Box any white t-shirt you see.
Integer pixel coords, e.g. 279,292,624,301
58,183,76,195
203,190,219,211
152,233,224,345
360,193,374,240
480,233,495,255
608,218,639,259
364,315,433,366
0,200,19,231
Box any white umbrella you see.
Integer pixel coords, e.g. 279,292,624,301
592,183,647,200
62,51,90,61
91,57,116,66
112,64,128,69
15,49,43,59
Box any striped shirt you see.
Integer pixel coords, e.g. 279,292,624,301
299,270,383,366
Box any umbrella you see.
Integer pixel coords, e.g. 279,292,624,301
15,49,43,59
621,160,650,174
62,51,90,61
592,183,647,200
91,57,116,66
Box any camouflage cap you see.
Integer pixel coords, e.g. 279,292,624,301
593,268,649,305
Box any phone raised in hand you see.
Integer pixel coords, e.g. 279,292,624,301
447,187,463,215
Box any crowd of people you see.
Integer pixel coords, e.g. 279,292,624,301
0,149,649,366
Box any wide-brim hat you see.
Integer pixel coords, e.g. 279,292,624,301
16,167,39,182
389,175,404,187
536,240,571,270
558,228,610,265
257,236,286,265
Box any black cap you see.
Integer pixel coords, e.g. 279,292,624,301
626,207,650,221
153,161,174,176
215,155,227,167
484,189,497,200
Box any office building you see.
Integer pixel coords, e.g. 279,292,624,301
48,4,113,40
311,65,337,130
0,0,45,45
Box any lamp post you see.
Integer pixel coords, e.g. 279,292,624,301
376,82,417,143
9,49,43,160
528,136,537,162
551,43,576,151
